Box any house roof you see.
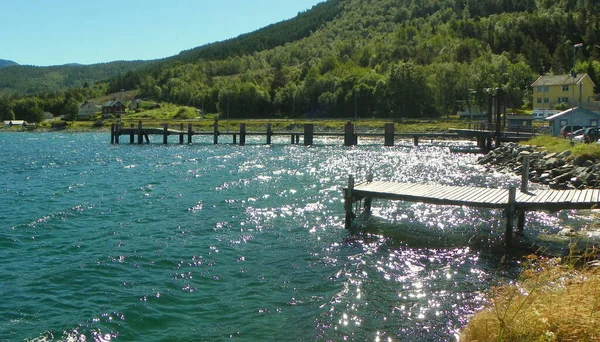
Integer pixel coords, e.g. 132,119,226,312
531,73,595,87
545,107,600,121
103,100,124,107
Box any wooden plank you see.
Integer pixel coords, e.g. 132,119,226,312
573,190,586,203
458,187,488,203
467,188,500,203
479,189,507,204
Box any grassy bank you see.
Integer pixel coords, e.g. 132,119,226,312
526,135,600,160
460,247,600,341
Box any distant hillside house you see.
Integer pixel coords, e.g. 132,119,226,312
531,74,596,116
79,101,101,118
102,100,126,115
545,107,600,136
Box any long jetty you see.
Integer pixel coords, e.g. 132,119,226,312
344,172,600,247
110,121,532,147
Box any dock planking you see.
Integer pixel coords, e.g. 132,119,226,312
345,178,600,246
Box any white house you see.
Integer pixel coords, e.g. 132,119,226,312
2,120,27,128
79,101,101,118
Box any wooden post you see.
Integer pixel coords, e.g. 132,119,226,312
266,123,272,145
304,124,314,146
506,186,516,247
290,134,295,144
233,134,237,145
163,124,168,144
240,123,246,146
213,120,219,144
115,123,120,144
517,211,526,233
520,152,530,192
129,123,135,144
364,173,373,214
137,121,143,144
110,124,115,144
345,175,355,229
344,122,354,146
188,123,193,144
413,136,419,146
295,134,300,144
384,123,394,146
179,123,184,144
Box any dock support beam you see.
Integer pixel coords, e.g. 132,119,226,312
179,123,184,144
344,122,355,146
520,152,530,192
213,121,219,144
304,124,314,146
266,123,272,145
364,173,373,214
129,123,135,144
188,123,193,144
240,123,246,146
115,123,120,144
506,186,516,247
384,123,394,146
163,124,168,144
110,124,115,144
137,121,143,144
345,175,355,229
413,136,419,146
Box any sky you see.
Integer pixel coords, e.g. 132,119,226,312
0,0,325,67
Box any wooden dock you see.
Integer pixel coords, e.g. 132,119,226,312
110,121,523,147
344,176,600,246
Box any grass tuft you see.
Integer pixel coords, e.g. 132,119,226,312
461,249,600,341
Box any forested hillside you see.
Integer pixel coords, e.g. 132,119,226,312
0,59,19,68
0,60,150,95
2,0,600,122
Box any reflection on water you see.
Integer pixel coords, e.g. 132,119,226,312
0,133,596,341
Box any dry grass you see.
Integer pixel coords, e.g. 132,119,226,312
461,250,600,341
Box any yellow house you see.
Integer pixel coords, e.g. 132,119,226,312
531,74,595,117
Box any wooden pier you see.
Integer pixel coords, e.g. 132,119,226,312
343,175,600,247
110,121,524,147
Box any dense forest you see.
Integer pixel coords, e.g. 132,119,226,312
2,0,600,123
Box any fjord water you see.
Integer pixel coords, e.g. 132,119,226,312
0,132,580,341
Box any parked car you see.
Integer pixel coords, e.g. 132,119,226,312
584,127,600,143
561,125,584,138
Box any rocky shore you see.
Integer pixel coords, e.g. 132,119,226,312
477,142,600,190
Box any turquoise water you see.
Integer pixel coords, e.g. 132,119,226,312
0,132,578,341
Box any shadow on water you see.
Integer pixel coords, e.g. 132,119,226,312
347,211,591,261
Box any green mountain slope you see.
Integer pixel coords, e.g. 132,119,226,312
0,59,19,68
0,60,151,95
120,0,599,119
2,0,600,122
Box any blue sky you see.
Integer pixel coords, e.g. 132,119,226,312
1,0,325,66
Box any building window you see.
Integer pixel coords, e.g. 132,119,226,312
558,97,569,103
562,85,569,91
544,86,550,92
560,120,568,127
537,98,542,104
591,120,598,127
536,86,542,92
544,98,549,103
